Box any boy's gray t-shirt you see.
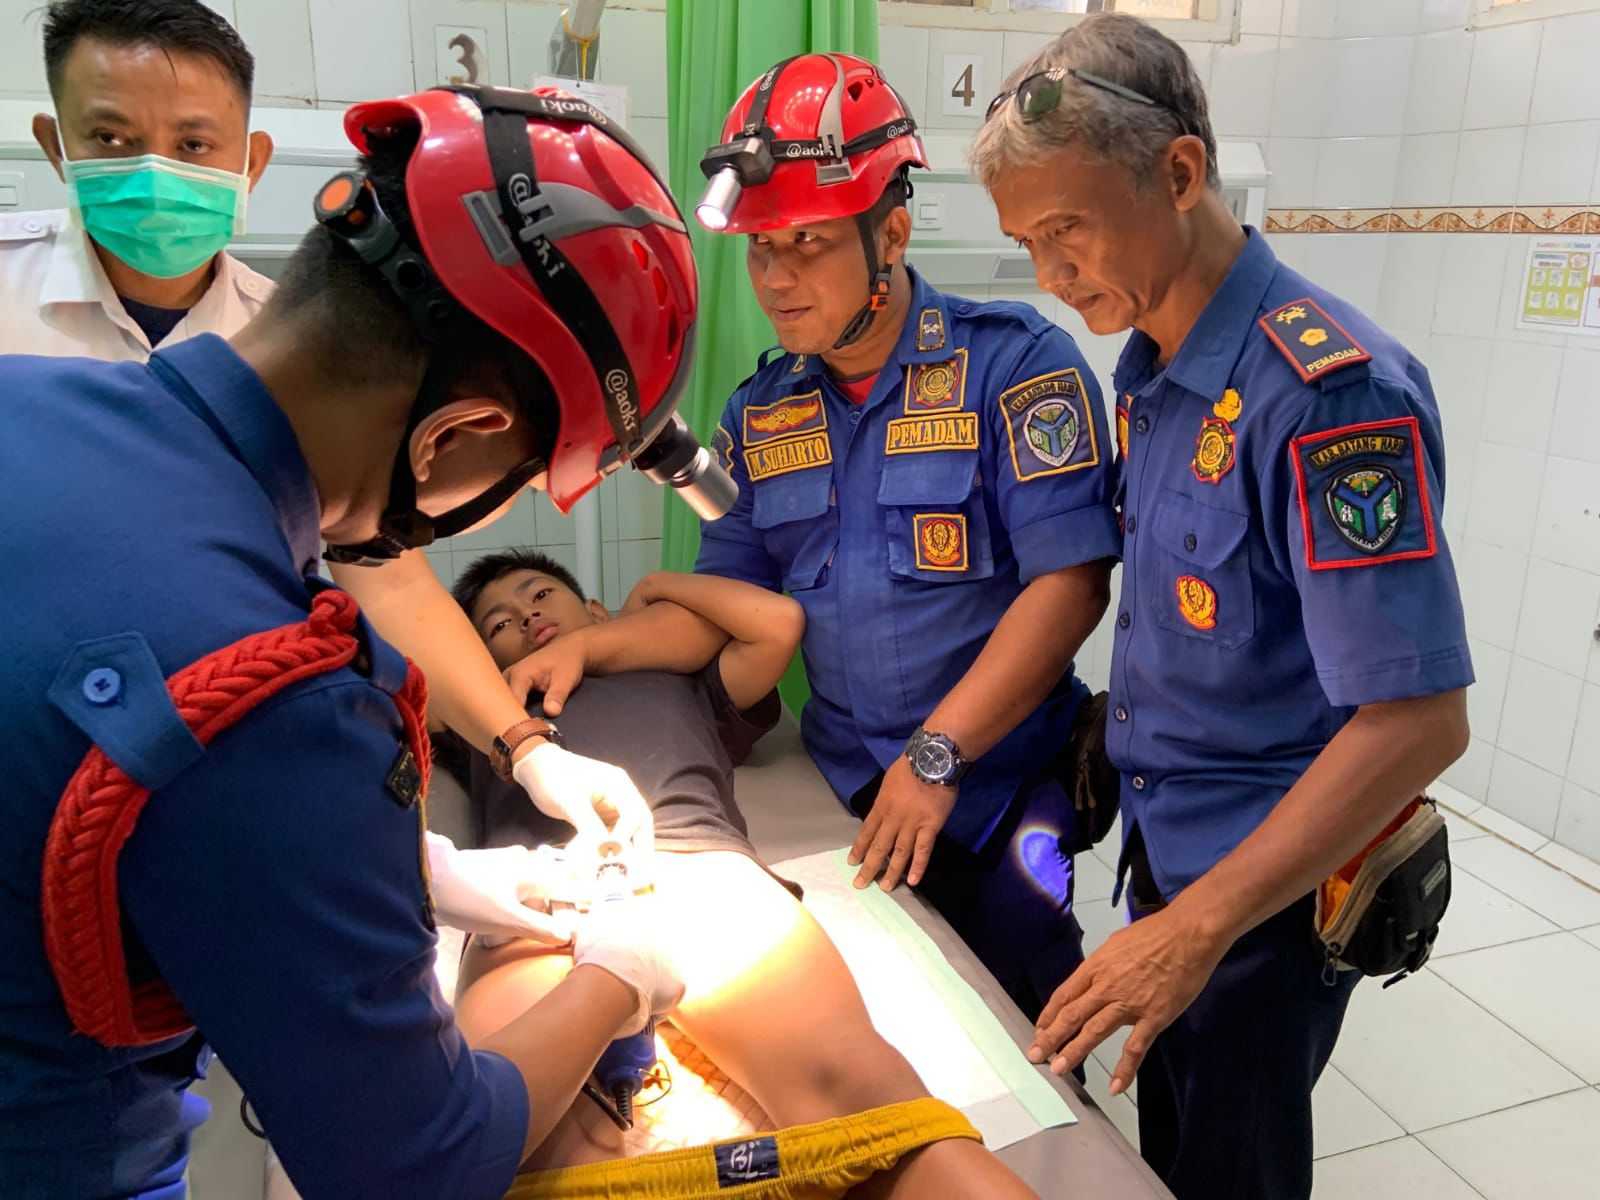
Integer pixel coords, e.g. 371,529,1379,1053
462,664,780,857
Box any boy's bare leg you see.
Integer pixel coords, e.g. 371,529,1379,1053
454,850,1033,1195
454,943,625,1169
650,852,1035,1198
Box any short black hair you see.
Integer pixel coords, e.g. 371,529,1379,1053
867,166,912,233
42,0,254,104
262,127,558,441
452,548,586,618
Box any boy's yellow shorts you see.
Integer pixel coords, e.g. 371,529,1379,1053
504,1097,980,1199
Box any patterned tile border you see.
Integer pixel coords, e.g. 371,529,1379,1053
1266,206,1600,234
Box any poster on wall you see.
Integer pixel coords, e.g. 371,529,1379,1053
1515,237,1600,336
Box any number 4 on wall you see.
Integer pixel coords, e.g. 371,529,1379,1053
942,53,984,118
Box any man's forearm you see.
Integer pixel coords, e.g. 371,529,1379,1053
331,553,531,754
925,562,1111,759
478,964,639,1159
1171,689,1470,950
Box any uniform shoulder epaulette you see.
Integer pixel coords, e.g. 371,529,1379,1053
0,210,58,245
1258,297,1371,386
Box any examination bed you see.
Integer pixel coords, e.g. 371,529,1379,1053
189,713,1170,1199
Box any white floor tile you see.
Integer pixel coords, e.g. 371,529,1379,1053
1441,808,1490,842
1074,898,1127,956
1074,850,1116,904
1431,868,1559,957
1420,1088,1600,1200
1577,924,1600,951
1312,1066,1406,1159
1083,1056,1141,1149
1453,838,1600,928
1331,968,1582,1131
1431,781,1482,817
1313,1136,1481,1200
1463,804,1548,853
1536,841,1600,893
1087,1023,1135,1098
1431,934,1600,1082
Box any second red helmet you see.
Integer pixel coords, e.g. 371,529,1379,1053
698,53,928,235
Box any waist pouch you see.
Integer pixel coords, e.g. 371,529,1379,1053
1315,797,1450,986
1054,691,1120,855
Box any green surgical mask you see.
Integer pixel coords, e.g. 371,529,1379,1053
64,151,250,279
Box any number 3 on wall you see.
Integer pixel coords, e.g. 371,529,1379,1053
942,53,983,118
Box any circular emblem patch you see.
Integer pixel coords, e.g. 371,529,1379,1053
1324,464,1405,553
1175,575,1218,630
918,516,965,568
1024,398,1081,467
1191,416,1237,484
916,361,957,407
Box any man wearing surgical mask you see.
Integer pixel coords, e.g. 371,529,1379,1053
0,0,273,359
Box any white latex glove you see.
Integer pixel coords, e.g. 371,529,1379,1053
425,832,575,945
572,896,684,1036
511,742,655,858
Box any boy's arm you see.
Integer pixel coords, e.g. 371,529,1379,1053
626,571,804,710
506,599,728,715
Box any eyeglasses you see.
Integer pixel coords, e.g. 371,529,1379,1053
984,67,1183,130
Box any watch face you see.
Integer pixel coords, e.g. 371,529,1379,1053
914,740,954,781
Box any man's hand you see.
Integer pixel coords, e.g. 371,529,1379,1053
503,629,593,716
425,833,576,944
848,757,956,891
1028,905,1229,1095
572,894,685,1035
511,742,654,856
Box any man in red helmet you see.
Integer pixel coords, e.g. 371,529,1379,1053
0,85,718,1199
694,55,1121,1019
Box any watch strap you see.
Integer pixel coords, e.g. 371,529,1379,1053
490,718,563,781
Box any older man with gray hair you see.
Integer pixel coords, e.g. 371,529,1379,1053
971,14,1472,1200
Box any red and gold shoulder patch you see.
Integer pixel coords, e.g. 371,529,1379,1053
1175,575,1217,630
1259,298,1371,384
914,513,968,572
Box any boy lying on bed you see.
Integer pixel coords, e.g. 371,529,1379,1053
442,550,1034,1198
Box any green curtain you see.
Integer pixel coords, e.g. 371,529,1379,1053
661,0,878,711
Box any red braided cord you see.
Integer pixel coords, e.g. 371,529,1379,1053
42,591,367,1047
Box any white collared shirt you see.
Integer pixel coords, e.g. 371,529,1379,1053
0,208,273,360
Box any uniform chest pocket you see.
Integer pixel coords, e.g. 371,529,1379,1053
751,468,838,592
877,451,995,582
1148,488,1256,648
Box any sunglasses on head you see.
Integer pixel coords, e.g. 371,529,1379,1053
984,67,1184,131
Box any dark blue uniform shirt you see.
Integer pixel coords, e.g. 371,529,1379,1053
0,336,527,1199
696,270,1121,849
1107,230,1474,899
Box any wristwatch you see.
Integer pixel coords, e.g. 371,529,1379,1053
490,717,565,782
904,726,973,788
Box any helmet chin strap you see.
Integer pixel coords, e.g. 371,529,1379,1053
832,210,894,351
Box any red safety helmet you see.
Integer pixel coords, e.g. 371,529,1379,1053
699,53,927,233
320,85,717,563
697,54,926,347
